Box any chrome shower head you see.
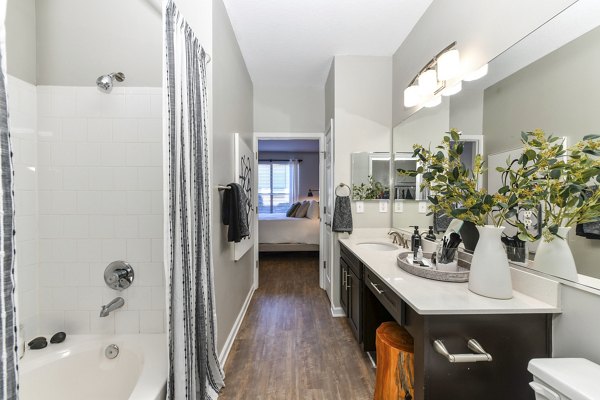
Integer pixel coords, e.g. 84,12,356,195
96,72,126,92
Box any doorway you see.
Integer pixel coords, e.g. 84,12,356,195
253,133,326,293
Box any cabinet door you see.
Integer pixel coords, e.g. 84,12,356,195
347,268,361,340
340,259,348,315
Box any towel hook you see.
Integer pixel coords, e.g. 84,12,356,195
335,183,351,197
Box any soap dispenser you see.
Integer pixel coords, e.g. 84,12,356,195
425,226,436,241
410,226,421,251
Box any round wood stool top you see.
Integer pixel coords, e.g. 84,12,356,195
376,321,414,353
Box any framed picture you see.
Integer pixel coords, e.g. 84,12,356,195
233,133,254,261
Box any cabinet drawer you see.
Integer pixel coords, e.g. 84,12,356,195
340,244,362,279
365,270,404,325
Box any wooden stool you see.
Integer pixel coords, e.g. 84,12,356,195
374,322,415,400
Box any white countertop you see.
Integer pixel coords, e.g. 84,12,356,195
339,233,561,315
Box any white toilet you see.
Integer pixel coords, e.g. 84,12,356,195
528,358,600,400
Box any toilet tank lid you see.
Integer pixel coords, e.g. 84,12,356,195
528,358,600,400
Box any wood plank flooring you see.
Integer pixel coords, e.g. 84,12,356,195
220,252,376,400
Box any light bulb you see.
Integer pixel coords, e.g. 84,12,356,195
437,49,461,81
441,81,462,96
404,84,424,108
418,69,438,93
463,63,488,81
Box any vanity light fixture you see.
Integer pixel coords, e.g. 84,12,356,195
403,42,459,109
403,42,489,109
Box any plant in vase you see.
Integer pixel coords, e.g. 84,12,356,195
352,175,387,200
504,130,600,281
398,129,538,299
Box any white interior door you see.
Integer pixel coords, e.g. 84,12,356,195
321,120,334,300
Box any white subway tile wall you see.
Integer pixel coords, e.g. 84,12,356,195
34,85,165,335
9,76,39,340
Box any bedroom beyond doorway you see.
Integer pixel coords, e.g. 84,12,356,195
256,139,321,254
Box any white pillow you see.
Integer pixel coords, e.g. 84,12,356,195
294,201,310,218
306,200,320,219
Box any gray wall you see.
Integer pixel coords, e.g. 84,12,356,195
35,0,162,86
392,0,576,126
6,0,36,84
259,151,320,203
211,0,255,354
254,84,324,133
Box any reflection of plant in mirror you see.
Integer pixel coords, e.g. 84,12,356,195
352,176,387,200
503,130,600,242
398,129,526,227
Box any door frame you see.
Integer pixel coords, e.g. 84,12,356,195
252,132,325,290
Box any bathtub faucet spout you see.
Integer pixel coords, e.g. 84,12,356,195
100,297,125,317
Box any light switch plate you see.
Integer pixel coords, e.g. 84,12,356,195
355,201,364,213
418,201,428,213
394,200,403,213
379,200,388,213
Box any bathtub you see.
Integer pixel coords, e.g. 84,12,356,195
19,334,167,400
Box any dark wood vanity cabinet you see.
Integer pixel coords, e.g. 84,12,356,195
340,244,363,342
342,242,552,400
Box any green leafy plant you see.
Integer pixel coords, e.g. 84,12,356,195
352,176,387,200
398,129,529,227
504,129,600,241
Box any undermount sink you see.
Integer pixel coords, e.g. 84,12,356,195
356,242,399,251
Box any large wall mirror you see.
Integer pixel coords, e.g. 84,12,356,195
392,3,600,285
351,152,391,200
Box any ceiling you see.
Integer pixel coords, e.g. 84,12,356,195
258,139,320,153
222,0,433,87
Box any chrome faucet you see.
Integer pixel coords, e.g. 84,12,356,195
100,297,125,317
388,230,409,248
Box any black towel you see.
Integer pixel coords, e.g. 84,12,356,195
332,195,353,233
576,221,600,240
222,183,250,243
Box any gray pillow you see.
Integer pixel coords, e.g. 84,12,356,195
286,202,301,217
294,201,310,218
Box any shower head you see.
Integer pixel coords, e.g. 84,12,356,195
96,72,125,92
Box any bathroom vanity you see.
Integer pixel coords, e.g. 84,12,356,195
339,234,561,400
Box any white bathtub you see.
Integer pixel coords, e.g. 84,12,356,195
19,334,167,400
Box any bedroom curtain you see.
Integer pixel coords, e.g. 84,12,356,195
164,1,224,399
0,0,18,399
290,159,300,202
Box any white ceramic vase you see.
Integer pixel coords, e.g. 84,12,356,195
468,225,513,299
534,226,578,282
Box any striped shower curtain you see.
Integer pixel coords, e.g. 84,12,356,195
0,1,18,399
164,1,224,399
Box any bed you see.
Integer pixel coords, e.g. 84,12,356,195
258,213,320,252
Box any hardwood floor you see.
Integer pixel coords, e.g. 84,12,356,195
220,252,376,400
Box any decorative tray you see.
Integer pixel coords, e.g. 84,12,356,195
397,252,470,283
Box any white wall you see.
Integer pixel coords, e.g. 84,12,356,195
254,85,324,133
333,56,392,229
9,76,39,340
392,0,576,126
35,0,162,86
36,85,165,335
211,0,255,355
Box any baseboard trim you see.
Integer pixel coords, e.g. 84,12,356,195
330,306,345,317
218,286,255,366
